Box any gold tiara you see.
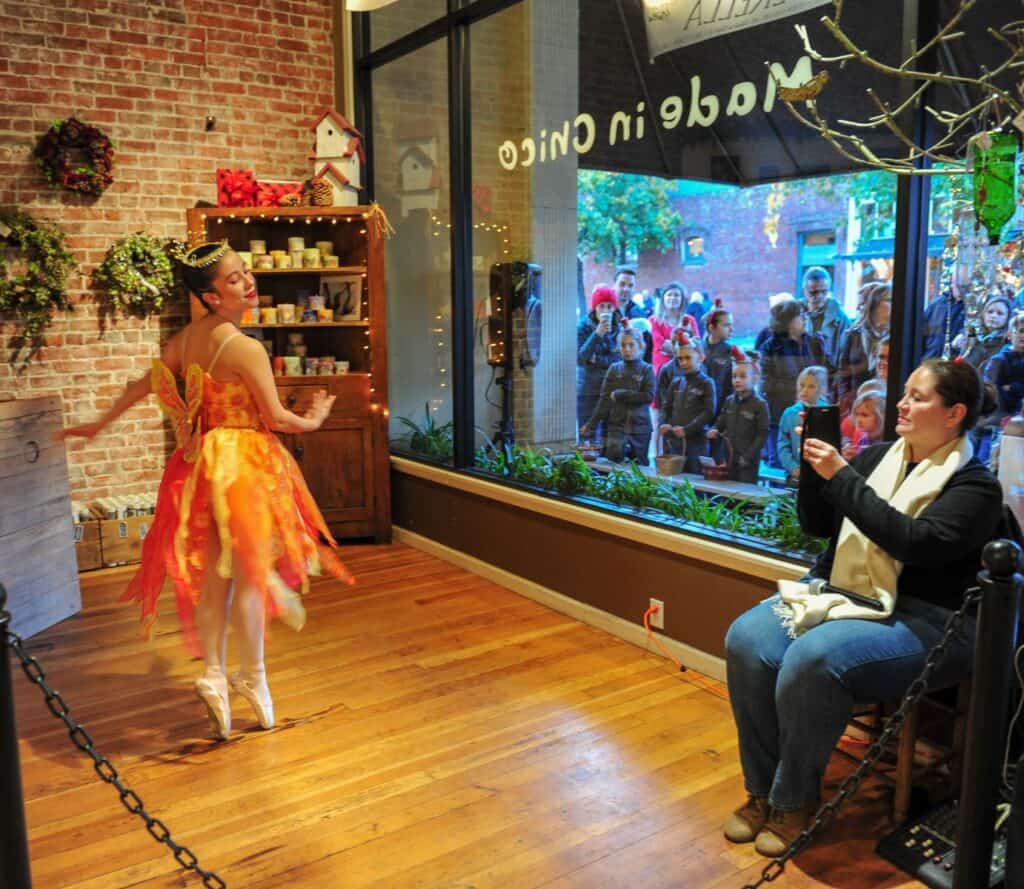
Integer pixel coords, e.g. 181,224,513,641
182,241,230,269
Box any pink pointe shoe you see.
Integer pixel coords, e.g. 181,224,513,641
230,672,275,729
195,675,231,740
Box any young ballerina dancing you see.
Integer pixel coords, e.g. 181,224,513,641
62,242,353,739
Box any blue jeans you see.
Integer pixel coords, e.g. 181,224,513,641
724,594,975,811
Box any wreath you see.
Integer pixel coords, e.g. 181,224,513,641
0,208,77,360
33,117,115,197
95,233,175,317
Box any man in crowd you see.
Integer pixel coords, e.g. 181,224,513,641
613,266,646,319
614,265,652,360
799,266,849,369
922,269,966,359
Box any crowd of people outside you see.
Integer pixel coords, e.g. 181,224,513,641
576,264,1024,484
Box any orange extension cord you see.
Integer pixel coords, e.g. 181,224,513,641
643,604,730,703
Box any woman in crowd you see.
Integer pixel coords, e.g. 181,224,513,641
760,298,828,468
723,358,1002,857
577,285,623,443
835,282,892,415
62,242,353,740
650,282,699,381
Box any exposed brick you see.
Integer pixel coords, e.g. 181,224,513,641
0,0,337,503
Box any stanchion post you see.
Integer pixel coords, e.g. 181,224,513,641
0,583,32,888
954,540,1023,889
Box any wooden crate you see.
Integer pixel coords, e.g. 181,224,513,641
74,520,103,572
0,396,82,638
99,516,150,567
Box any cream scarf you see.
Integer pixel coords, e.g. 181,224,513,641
774,435,974,637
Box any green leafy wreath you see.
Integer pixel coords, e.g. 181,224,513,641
95,232,175,317
0,208,76,361
33,117,115,197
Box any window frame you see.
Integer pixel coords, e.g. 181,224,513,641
355,0,938,556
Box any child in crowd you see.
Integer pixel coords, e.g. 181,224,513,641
703,301,735,410
840,378,885,443
984,311,1024,421
659,332,717,473
656,325,702,410
776,365,829,484
958,293,1013,370
581,321,655,465
842,390,886,459
707,348,769,483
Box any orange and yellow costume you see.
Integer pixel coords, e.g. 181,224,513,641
123,351,353,654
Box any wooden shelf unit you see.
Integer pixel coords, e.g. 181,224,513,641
186,205,391,542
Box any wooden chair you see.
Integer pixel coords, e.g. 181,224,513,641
835,679,972,823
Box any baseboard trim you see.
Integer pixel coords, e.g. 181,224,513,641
394,525,727,682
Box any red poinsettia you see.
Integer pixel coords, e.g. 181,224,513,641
216,169,257,207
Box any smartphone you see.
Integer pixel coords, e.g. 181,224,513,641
797,404,841,536
801,405,841,452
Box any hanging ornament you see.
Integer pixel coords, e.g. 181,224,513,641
972,130,1019,245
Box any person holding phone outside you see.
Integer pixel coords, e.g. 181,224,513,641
577,285,622,444
61,242,353,740
722,358,1002,857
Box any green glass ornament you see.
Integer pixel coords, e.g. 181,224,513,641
973,130,1019,245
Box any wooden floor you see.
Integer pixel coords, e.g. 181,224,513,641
13,543,927,888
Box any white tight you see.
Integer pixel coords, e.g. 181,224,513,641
194,535,266,681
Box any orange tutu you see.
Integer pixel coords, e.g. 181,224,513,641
122,362,353,655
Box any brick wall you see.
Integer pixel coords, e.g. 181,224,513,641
585,182,852,340
0,0,335,501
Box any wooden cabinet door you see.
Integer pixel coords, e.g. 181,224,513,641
291,420,375,536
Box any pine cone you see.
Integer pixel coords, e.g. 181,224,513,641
280,193,301,207
310,177,333,207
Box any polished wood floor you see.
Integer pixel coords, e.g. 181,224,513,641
14,543,926,888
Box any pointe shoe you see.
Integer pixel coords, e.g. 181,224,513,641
230,672,274,729
195,675,231,740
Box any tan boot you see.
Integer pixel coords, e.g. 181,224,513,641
724,796,770,843
754,805,816,857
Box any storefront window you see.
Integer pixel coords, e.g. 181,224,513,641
362,0,1017,560
373,40,454,464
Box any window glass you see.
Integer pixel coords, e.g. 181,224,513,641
369,1,446,52
370,0,1017,560
373,40,454,464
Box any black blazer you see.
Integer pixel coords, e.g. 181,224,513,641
807,441,1004,611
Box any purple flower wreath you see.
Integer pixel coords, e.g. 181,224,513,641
33,117,115,197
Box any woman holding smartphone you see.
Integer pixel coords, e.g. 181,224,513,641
722,358,1002,857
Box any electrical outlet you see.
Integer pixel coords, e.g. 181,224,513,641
649,598,664,630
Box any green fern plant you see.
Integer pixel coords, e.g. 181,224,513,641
393,403,454,462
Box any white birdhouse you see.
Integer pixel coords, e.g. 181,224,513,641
308,108,364,206
397,138,440,217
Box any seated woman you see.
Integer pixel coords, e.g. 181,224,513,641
723,358,1002,857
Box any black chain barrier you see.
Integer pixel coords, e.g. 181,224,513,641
5,628,228,889
740,585,982,889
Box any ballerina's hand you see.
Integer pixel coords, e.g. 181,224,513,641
802,437,847,481
305,390,336,425
59,422,103,441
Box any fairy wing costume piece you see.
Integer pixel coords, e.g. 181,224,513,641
122,337,353,655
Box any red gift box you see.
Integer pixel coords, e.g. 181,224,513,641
256,180,303,207
216,168,257,207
